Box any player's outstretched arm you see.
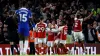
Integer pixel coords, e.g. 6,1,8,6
84,11,93,21
51,28,59,33
34,24,38,32
74,10,80,20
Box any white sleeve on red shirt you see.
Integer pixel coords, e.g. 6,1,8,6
51,28,58,33
51,24,59,33
58,26,64,31
35,23,38,32
55,24,58,29
33,27,35,31
79,18,83,22
44,23,48,33
46,28,50,33
44,23,47,27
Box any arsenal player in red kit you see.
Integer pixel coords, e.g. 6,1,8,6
35,17,47,54
47,21,58,55
51,20,59,54
72,11,93,54
58,21,68,54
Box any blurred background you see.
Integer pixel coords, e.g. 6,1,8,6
0,0,100,44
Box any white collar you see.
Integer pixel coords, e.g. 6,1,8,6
20,7,27,10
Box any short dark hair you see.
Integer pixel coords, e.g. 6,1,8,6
9,11,13,15
22,1,27,7
62,21,66,25
77,14,80,19
39,16,44,21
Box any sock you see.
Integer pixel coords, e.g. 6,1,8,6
14,44,19,54
58,48,61,54
35,46,39,55
53,47,55,54
74,42,78,50
11,45,14,55
61,47,65,54
50,47,52,55
52,47,54,54
47,47,49,55
39,47,41,54
40,47,44,54
19,41,23,54
61,47,63,54
24,40,28,54
53,45,57,54
81,43,85,52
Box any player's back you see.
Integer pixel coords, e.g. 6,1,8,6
16,7,31,28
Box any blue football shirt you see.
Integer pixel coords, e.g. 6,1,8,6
15,7,32,28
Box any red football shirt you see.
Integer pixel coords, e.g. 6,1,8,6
36,22,47,38
73,19,82,32
59,26,68,40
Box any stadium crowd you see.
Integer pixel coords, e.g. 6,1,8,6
0,0,100,44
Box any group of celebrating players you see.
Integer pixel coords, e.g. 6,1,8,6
14,1,93,55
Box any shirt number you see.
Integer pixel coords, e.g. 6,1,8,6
37,27,45,32
19,14,27,22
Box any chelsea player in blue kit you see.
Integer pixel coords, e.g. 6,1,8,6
15,1,32,55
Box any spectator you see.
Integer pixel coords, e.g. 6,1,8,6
96,27,100,42
84,24,97,43
3,24,9,44
0,21,4,43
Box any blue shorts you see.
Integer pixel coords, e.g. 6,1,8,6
18,27,29,37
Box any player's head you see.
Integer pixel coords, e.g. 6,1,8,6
87,24,92,29
52,20,56,25
9,11,14,16
48,23,52,28
77,14,81,19
62,21,67,26
39,16,44,23
22,1,27,7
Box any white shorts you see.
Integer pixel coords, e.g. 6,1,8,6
47,41,54,47
60,40,66,45
38,38,46,44
35,38,38,44
73,31,84,42
54,39,60,44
